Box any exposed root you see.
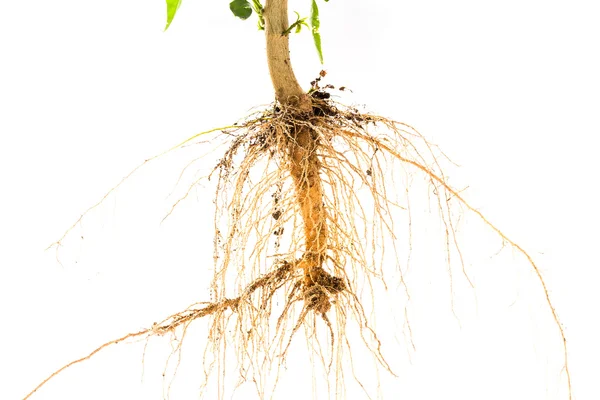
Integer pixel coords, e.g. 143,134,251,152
31,85,571,399
45,125,235,262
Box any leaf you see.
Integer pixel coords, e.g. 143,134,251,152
284,12,308,35
165,0,183,31
310,0,324,64
230,0,253,20
294,12,304,33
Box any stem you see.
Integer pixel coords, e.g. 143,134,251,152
263,0,311,110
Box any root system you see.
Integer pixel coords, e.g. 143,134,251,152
29,82,571,399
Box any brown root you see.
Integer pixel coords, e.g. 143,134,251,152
31,91,571,399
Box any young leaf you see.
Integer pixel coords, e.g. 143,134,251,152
284,12,308,35
310,0,324,63
165,0,183,31
294,12,304,33
230,0,253,20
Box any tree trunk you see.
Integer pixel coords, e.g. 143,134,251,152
263,0,328,286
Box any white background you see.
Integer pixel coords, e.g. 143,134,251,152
1,0,599,399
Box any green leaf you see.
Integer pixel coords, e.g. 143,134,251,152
230,0,253,20
165,0,183,31
284,12,308,35
294,12,304,33
310,0,324,63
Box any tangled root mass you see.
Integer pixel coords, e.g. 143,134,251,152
28,77,571,400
